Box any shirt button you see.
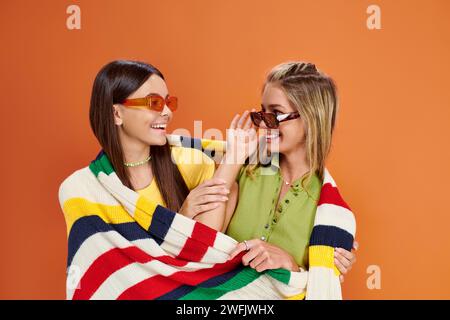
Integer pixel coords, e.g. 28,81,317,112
264,224,269,229
278,206,282,213
272,219,277,224
260,236,266,241
285,199,290,204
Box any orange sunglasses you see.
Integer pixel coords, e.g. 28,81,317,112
123,94,178,112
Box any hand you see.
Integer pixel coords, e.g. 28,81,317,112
226,110,258,164
229,239,298,272
179,178,230,219
335,240,359,283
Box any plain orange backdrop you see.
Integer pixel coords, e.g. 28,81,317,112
1,0,449,299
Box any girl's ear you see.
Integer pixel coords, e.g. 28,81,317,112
113,104,123,126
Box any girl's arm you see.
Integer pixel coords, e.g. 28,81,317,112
221,182,238,233
193,111,257,231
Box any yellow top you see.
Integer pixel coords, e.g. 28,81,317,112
136,146,216,206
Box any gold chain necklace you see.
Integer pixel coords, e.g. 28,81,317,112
280,173,293,187
124,155,152,167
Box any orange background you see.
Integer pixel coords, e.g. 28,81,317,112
1,0,449,299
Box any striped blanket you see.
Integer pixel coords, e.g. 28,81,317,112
58,135,356,300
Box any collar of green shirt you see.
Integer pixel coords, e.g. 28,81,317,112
259,153,305,190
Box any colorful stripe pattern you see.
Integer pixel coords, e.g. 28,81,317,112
306,170,356,299
58,135,355,300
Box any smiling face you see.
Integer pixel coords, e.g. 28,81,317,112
260,83,306,154
113,74,173,147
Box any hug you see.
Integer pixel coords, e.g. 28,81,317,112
58,60,357,300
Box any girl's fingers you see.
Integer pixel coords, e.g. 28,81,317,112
241,247,261,266
203,186,230,196
334,251,351,268
336,248,355,262
230,114,240,130
196,202,221,214
249,251,267,269
243,112,253,130
237,111,250,129
229,242,247,260
334,256,348,275
198,178,227,189
194,194,229,205
255,260,271,273
229,239,258,260
353,241,359,251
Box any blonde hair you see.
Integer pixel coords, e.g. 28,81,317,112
247,61,338,192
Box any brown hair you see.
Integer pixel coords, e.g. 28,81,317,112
89,60,189,211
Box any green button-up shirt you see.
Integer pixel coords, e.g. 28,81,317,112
225,155,322,269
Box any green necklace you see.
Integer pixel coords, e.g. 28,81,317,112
123,155,151,167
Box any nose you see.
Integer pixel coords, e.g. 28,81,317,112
160,104,172,118
258,120,269,130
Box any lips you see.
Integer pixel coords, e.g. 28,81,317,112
265,129,281,142
266,133,280,139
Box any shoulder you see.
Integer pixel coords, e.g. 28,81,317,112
170,146,215,189
309,173,322,191
58,167,97,207
59,167,92,196
237,163,271,182
170,146,215,166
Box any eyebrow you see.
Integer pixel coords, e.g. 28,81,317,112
261,103,287,111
